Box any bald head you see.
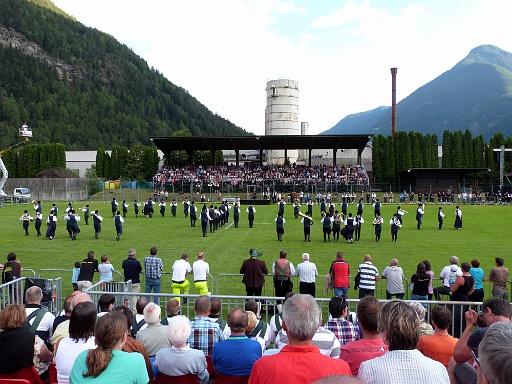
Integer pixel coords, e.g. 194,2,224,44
391,258,398,266
364,254,372,262
70,292,92,311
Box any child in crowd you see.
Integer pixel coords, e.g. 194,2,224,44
72,261,81,291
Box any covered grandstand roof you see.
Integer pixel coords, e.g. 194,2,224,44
151,134,372,154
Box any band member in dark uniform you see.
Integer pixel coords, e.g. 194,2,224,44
373,198,381,218
111,198,118,218
246,204,256,228
233,202,240,228
122,200,129,218
340,199,348,220
34,211,43,236
275,213,285,242
354,212,364,241
200,204,211,237
321,212,333,242
454,205,462,229
301,213,313,242
189,201,197,227
416,203,424,230
170,199,177,217
307,200,313,216
134,200,141,218
344,212,355,244
159,199,166,217
438,207,445,229
92,210,103,239
357,198,364,216
332,210,342,242
390,213,401,242
182,197,189,218
114,210,124,241
293,200,300,219
147,198,154,218
373,214,383,242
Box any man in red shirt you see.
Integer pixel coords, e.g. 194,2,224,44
249,294,351,384
330,252,350,297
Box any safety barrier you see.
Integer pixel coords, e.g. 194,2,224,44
0,277,63,315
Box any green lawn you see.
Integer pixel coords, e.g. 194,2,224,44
1,196,509,302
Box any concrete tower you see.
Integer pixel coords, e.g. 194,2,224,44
265,79,299,164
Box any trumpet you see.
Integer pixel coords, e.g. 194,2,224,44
298,211,313,224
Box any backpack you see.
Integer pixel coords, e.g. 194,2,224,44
131,316,146,338
214,318,227,331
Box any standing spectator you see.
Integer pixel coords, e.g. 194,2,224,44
381,258,405,300
339,296,387,376
188,296,226,355
212,309,262,377
416,306,458,367
450,262,475,338
357,254,379,299
144,247,163,305
294,253,318,297
240,249,268,298
329,252,350,297
489,257,509,301
171,253,193,303
98,254,114,285
423,260,434,300
358,300,449,384
2,252,22,302
122,248,142,312
272,250,295,307
410,262,431,306
468,259,485,302
154,315,208,384
193,252,210,296
71,262,80,291
249,294,351,384
323,296,359,346
77,251,98,292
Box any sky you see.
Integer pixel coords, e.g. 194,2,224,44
52,0,512,136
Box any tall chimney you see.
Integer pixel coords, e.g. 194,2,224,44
390,67,398,140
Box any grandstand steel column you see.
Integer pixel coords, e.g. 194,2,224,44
265,79,299,165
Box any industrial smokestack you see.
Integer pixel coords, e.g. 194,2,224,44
390,67,398,140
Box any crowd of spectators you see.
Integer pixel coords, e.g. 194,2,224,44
153,163,369,188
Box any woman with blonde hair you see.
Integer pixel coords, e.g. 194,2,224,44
245,310,266,353
69,311,148,383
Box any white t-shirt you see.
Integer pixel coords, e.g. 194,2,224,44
172,259,192,281
192,259,210,281
55,336,96,384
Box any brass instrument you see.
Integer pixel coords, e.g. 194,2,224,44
298,211,313,224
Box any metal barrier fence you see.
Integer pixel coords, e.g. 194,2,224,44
0,277,63,315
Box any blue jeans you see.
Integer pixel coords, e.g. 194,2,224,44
145,277,161,305
334,287,349,297
411,293,428,308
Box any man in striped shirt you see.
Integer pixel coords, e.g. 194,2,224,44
357,254,379,299
294,253,318,297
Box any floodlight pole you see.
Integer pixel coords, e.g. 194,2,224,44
493,145,512,191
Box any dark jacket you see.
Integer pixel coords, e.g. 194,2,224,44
240,258,268,288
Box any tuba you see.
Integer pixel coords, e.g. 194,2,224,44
298,211,313,224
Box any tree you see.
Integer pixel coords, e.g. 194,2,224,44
452,131,463,168
442,131,452,168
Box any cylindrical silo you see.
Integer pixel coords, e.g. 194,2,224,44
265,79,299,164
300,122,309,161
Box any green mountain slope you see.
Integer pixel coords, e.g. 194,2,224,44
323,45,512,141
0,0,249,150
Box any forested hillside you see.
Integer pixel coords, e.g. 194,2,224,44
0,0,250,151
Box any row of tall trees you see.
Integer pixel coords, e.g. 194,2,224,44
372,130,512,184
95,145,159,181
2,143,66,178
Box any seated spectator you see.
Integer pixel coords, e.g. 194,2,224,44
136,302,171,357
188,296,226,355
358,300,449,383
339,296,387,376
70,312,149,383
112,306,154,382
245,311,266,353
161,298,180,325
408,301,434,336
212,308,262,376
249,294,351,384
25,286,56,347
449,298,511,384
416,305,458,367
478,322,512,384
323,295,359,346
0,304,53,379
245,299,271,348
55,302,97,384
52,294,76,333
96,293,115,317
208,297,231,337
269,292,294,345
51,292,93,349
154,315,208,384
131,297,149,338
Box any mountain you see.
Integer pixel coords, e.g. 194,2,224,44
322,45,512,141
0,0,250,150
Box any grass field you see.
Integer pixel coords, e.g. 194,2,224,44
1,196,510,302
